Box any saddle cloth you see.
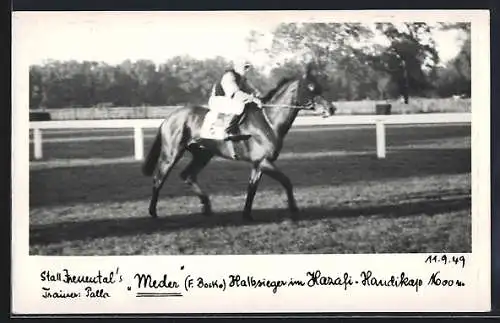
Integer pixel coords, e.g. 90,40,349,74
200,96,245,140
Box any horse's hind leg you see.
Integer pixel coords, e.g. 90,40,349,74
180,147,213,216
149,147,184,218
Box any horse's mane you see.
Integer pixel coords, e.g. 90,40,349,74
261,77,295,103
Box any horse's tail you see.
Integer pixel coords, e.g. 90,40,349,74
141,128,162,176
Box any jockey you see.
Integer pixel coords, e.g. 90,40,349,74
209,59,263,139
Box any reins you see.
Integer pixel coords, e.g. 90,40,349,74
261,104,308,109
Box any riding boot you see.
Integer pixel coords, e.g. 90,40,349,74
225,113,242,136
225,114,243,159
224,113,252,143
227,140,238,160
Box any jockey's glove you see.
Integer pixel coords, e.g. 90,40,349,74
233,91,263,108
233,91,255,104
253,97,263,108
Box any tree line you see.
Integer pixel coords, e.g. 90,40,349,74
29,22,470,110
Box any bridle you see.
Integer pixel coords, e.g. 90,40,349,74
259,79,317,110
261,103,315,110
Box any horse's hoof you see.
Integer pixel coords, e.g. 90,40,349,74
242,211,253,222
149,208,158,219
290,206,300,221
202,207,213,217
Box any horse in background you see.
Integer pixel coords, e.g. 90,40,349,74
142,65,336,221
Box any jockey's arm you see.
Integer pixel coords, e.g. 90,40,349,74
220,72,254,103
220,72,240,98
243,79,263,98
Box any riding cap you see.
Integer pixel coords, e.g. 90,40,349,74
233,59,253,75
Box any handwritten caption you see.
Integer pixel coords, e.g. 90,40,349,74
40,268,123,299
39,254,467,300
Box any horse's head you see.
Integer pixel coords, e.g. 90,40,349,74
295,64,336,117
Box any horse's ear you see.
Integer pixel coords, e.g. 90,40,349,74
303,61,318,79
302,62,311,78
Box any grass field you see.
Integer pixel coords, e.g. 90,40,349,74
29,124,471,255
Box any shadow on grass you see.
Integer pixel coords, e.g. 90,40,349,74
30,192,471,247
30,148,471,207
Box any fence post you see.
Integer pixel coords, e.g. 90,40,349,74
376,119,386,159
33,128,43,159
134,126,144,160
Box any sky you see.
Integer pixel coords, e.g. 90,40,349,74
13,11,467,68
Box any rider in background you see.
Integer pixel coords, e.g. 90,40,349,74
209,59,263,138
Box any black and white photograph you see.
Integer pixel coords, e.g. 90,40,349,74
25,12,475,256
12,10,491,314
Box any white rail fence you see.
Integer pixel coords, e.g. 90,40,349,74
29,113,471,161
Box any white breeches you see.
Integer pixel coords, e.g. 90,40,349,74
208,96,245,115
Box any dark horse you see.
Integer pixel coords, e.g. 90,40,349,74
142,65,336,221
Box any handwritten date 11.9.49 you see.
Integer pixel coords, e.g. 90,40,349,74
425,255,466,268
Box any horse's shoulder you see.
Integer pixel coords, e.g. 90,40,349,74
245,105,270,127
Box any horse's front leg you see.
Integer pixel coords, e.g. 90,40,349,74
242,165,263,221
260,159,299,219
